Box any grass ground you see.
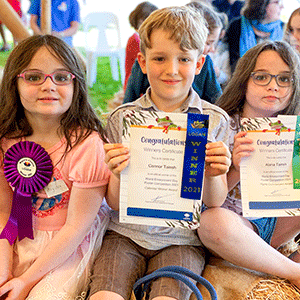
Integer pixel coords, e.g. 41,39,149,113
0,45,123,117
87,56,123,114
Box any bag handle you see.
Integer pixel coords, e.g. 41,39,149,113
133,265,217,300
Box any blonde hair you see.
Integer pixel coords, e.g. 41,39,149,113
139,6,208,55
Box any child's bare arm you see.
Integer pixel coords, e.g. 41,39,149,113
227,131,254,191
104,144,130,210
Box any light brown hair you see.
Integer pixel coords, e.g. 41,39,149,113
129,1,158,30
138,6,208,56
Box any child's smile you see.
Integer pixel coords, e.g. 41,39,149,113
138,28,205,112
17,46,74,123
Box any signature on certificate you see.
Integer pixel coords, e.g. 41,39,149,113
147,194,175,205
270,188,287,195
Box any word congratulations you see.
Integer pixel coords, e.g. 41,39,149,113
141,137,185,146
257,139,294,147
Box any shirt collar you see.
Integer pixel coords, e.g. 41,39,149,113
135,87,203,114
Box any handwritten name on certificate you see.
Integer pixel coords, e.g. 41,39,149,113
119,110,208,228
240,116,300,218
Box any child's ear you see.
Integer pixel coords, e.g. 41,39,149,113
137,52,147,74
195,55,206,75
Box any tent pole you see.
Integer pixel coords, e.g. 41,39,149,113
41,0,51,34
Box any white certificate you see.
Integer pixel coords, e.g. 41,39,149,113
240,116,300,217
119,110,205,228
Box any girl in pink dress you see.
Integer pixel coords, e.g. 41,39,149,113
0,35,119,300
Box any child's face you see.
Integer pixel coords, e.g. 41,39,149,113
244,50,292,118
138,29,205,111
203,27,221,55
289,14,300,53
17,46,74,123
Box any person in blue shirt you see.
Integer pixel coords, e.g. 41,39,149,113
28,0,80,47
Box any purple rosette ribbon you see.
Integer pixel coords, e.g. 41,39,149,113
0,141,53,245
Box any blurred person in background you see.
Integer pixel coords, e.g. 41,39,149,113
225,0,284,73
124,1,158,91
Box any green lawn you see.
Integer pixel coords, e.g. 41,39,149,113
0,47,123,118
87,56,123,115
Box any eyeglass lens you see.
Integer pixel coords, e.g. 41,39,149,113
251,72,292,87
22,71,73,85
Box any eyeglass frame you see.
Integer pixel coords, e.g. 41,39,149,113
250,72,293,88
17,70,75,86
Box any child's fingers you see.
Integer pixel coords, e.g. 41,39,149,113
103,143,127,153
104,145,129,165
233,143,255,155
205,142,231,158
0,281,11,297
207,162,230,173
110,159,130,176
234,131,247,140
205,153,231,166
234,137,253,148
106,153,130,172
205,141,224,149
234,131,253,146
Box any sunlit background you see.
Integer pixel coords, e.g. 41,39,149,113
75,0,300,47
19,0,300,48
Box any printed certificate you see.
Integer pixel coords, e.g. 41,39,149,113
119,110,208,227
240,116,300,217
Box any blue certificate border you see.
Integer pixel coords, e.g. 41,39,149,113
249,201,300,210
127,207,193,221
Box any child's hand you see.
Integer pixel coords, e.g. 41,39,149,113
0,269,12,288
104,143,130,178
0,277,32,300
205,141,231,177
232,131,254,171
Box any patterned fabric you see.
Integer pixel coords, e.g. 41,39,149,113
14,207,110,299
1,132,111,298
240,16,283,57
106,87,230,250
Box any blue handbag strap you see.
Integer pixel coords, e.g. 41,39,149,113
133,265,217,300
133,270,203,300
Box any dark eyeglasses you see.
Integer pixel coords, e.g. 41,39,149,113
18,70,75,85
250,72,293,87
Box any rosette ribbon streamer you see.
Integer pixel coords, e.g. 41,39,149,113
0,141,53,245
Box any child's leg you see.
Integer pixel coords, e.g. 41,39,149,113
270,216,300,249
198,207,300,288
147,245,206,300
89,230,147,300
